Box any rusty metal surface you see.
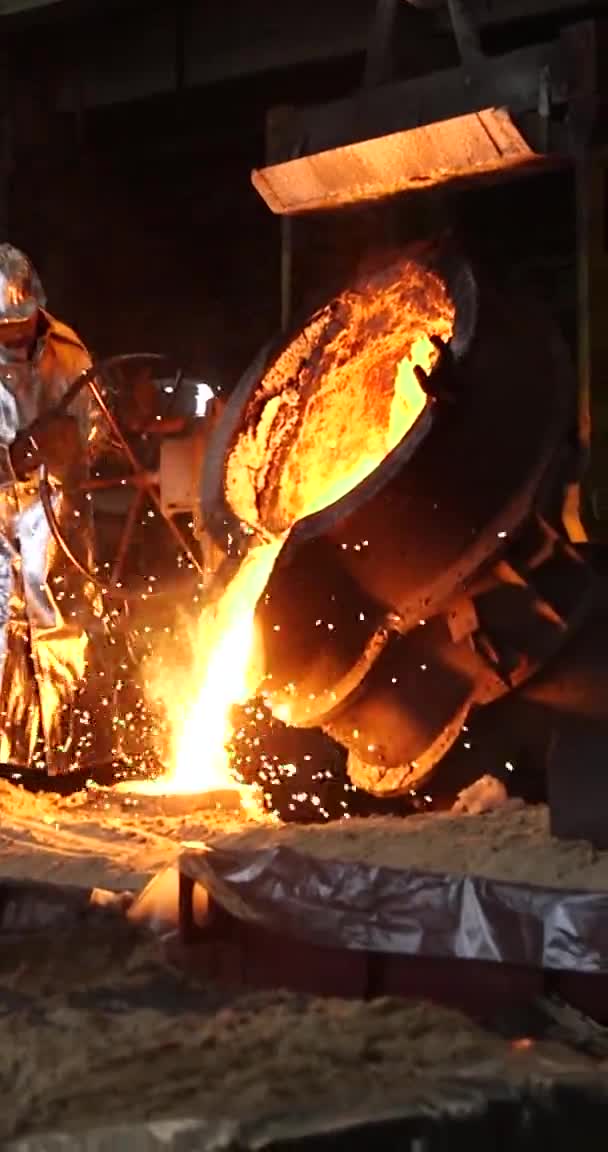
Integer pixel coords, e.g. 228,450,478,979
179,840,608,973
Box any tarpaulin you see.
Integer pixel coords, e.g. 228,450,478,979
179,842,608,972
0,877,131,935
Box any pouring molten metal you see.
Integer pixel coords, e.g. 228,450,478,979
152,253,455,800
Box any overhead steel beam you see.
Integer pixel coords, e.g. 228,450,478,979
272,39,561,159
0,0,62,12
363,0,400,87
407,0,597,28
450,0,598,26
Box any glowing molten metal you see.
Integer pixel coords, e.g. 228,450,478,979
158,255,455,798
167,540,284,798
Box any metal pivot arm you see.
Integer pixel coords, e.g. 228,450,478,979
561,18,608,543
277,0,399,332
37,352,205,600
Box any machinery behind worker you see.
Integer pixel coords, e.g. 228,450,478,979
15,0,608,845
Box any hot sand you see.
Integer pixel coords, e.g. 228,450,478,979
212,800,608,890
0,782,607,893
0,913,602,1147
0,783,607,1146
0,779,261,893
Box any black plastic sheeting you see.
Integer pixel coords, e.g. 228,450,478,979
179,843,608,973
0,878,128,934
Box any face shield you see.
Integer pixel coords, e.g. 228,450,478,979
0,245,46,365
0,316,38,364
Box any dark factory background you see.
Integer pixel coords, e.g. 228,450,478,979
0,0,593,819
0,0,578,397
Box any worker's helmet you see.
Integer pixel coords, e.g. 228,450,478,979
0,244,46,328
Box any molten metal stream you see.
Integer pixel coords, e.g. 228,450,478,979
155,257,455,799
165,538,285,802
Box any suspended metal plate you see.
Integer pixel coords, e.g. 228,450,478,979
253,107,550,215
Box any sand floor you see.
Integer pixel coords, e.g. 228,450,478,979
0,780,263,893
0,784,606,1146
0,779,606,894
0,913,602,1147
202,800,608,891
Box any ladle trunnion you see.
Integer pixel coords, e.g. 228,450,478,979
201,237,598,809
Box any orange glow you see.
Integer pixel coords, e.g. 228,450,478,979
150,538,284,802
225,256,455,534
252,109,542,216
295,332,434,519
155,256,454,800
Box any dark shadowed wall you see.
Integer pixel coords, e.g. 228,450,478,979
1,3,577,394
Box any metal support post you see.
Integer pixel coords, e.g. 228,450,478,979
363,0,400,88
563,20,608,542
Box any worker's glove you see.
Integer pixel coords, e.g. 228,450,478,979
10,414,81,480
414,335,459,404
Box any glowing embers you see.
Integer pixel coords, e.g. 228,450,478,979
225,254,455,537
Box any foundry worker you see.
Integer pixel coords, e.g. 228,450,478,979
0,243,115,776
